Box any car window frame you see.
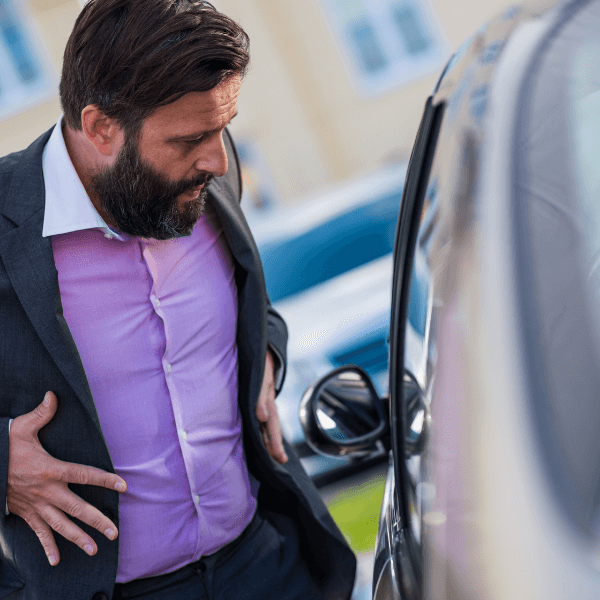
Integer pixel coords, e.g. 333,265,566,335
388,95,445,565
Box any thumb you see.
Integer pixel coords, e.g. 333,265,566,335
256,398,269,423
26,392,58,434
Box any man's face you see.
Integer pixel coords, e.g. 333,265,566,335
92,76,241,239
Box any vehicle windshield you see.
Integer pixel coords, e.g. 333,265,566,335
258,190,402,302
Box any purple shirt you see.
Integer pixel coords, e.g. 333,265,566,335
51,210,257,582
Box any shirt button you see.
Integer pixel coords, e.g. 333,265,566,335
155,298,160,307
194,495,200,503
167,364,172,373
180,430,187,441
104,233,113,240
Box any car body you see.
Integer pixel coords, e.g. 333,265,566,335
301,0,600,597
249,164,406,483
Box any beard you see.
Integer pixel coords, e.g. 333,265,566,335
91,138,213,240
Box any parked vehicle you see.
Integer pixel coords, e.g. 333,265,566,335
301,0,600,597
250,165,407,484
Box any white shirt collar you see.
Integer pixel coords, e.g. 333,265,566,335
42,117,127,241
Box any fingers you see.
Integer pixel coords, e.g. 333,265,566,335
267,407,288,463
259,399,288,464
14,480,120,567
38,504,99,560
259,424,288,464
24,513,60,566
256,397,269,423
24,489,119,567
256,381,273,424
7,391,126,565
59,461,127,493
256,350,276,424
256,358,288,464
55,489,119,542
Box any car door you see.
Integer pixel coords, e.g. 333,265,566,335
372,95,445,599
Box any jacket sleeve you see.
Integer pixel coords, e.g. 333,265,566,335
223,128,289,394
267,306,288,394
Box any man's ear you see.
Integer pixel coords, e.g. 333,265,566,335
81,105,123,157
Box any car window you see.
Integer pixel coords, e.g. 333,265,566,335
404,201,436,388
408,258,429,338
258,190,402,302
515,0,600,537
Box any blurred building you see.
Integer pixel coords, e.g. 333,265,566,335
0,0,78,156
1,0,518,207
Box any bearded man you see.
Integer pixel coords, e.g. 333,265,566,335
0,1,355,598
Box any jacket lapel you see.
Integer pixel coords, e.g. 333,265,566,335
0,129,104,434
208,175,262,276
207,177,268,414
207,181,292,479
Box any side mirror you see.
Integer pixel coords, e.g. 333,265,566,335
299,365,389,458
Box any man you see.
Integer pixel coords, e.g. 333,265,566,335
0,1,355,598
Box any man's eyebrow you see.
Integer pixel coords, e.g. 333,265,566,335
166,112,238,142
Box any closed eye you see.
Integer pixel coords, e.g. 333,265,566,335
182,136,206,146
177,136,208,155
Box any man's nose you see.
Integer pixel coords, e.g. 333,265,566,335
195,133,228,179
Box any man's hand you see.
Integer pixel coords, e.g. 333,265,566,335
7,392,127,567
256,351,288,464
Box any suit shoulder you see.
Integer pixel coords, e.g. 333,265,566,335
0,148,24,177
0,150,22,205
0,127,53,178
0,129,52,223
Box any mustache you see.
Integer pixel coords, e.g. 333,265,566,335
170,171,214,198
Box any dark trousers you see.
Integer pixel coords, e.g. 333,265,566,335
112,511,322,600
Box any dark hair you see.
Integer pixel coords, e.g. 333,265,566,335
60,0,249,134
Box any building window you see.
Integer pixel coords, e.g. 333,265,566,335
319,0,448,96
0,0,54,119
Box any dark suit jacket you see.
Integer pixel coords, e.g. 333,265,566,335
0,128,356,600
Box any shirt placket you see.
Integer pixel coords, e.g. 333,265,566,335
140,240,205,536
